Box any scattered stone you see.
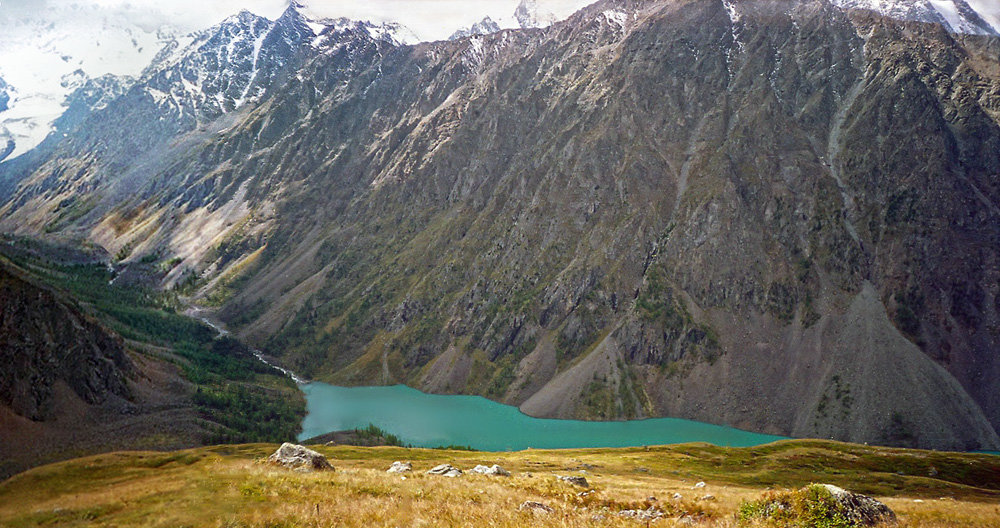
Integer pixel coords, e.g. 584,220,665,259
618,507,665,520
520,501,554,514
647,496,657,502
386,461,412,473
672,492,683,500
698,494,716,501
913,499,924,503
469,464,511,476
267,443,334,471
820,484,897,526
693,481,706,489
557,475,590,487
427,464,463,477
578,489,596,497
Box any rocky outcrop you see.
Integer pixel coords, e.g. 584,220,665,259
0,260,134,421
820,485,896,526
267,443,334,471
742,484,896,527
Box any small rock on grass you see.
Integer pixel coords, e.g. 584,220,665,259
427,464,463,477
693,481,706,489
557,475,590,487
387,461,412,473
267,443,334,471
469,464,511,476
520,501,554,514
618,507,665,520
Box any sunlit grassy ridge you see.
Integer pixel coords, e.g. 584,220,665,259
1,440,998,527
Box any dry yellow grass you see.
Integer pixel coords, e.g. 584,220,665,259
0,442,997,527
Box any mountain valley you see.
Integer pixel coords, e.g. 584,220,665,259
2,0,1000,456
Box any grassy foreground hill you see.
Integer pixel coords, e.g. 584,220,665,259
1,440,998,527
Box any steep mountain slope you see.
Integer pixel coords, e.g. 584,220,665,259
0,256,197,479
3,0,1000,451
0,259,134,421
0,4,403,283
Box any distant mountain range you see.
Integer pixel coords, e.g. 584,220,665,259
2,0,1000,451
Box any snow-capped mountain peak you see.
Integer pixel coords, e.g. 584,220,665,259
832,0,999,36
449,0,564,42
449,17,503,40
514,0,559,29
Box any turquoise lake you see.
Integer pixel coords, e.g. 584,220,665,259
298,383,787,451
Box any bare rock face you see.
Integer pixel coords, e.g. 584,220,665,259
267,443,334,471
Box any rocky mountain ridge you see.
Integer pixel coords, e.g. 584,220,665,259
2,0,1000,451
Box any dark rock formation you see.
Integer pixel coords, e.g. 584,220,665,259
0,259,133,421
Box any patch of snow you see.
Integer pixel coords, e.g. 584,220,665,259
929,0,968,31
305,20,327,36
602,10,628,30
237,25,274,106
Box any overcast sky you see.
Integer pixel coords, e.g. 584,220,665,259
0,0,595,41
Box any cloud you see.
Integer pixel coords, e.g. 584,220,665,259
0,1,596,41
